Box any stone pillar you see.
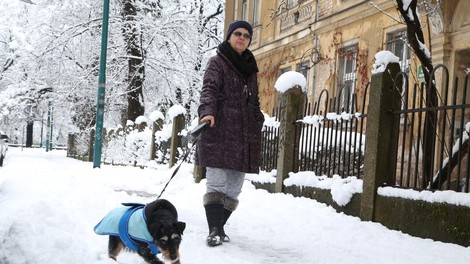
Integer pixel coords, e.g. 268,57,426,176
169,113,185,168
275,86,306,193
193,165,205,183
360,62,402,221
149,118,163,160
67,133,75,157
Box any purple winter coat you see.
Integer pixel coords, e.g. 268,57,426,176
196,50,264,174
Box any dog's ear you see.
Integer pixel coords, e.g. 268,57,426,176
176,221,186,234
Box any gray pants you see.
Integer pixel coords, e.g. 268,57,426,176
205,167,245,201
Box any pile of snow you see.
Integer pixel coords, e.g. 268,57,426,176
284,171,362,207
274,71,307,93
372,51,400,74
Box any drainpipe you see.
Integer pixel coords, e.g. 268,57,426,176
311,0,320,98
312,34,319,98
315,0,319,22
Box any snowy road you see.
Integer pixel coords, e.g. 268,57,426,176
0,148,469,264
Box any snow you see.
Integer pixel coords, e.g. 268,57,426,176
1,148,469,264
325,112,361,122
372,51,400,74
301,114,324,126
167,105,186,120
250,165,469,208
149,110,164,122
274,71,307,93
378,187,470,207
282,171,362,207
262,111,280,128
154,123,173,142
416,34,431,60
300,112,360,127
402,0,412,10
135,115,150,125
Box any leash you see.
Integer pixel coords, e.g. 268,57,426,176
156,140,197,199
156,122,209,199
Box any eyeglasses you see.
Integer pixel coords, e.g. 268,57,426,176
233,31,251,40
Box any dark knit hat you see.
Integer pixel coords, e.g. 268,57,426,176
226,20,253,42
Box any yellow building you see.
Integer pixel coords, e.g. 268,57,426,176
224,0,470,115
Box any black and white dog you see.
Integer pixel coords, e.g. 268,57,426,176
94,199,186,264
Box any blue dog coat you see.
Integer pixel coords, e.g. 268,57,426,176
94,203,159,254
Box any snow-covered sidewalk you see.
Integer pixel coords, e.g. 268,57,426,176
0,148,469,264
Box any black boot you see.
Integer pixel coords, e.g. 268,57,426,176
221,208,233,242
204,203,224,247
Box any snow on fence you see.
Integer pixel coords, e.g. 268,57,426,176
260,85,368,180
67,107,198,168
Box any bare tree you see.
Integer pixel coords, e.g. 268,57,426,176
395,0,439,188
122,0,145,124
0,0,224,144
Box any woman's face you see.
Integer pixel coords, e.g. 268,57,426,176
228,27,251,55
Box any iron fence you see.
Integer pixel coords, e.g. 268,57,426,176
260,107,281,172
393,65,470,193
260,85,369,179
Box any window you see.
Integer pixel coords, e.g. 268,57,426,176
386,29,410,119
287,0,294,9
296,60,310,89
386,30,410,73
337,45,358,111
253,0,260,25
241,0,248,21
280,0,294,10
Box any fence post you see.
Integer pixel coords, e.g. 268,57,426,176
88,129,95,162
194,165,205,183
275,86,306,193
150,118,164,160
360,62,402,221
169,113,185,167
67,133,75,157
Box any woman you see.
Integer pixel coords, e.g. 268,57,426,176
196,20,264,247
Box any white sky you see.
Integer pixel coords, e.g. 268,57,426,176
1,148,469,264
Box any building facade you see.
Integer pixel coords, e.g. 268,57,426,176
224,0,470,115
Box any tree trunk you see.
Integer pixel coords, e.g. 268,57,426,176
396,0,438,188
26,121,33,148
186,1,223,122
122,0,145,124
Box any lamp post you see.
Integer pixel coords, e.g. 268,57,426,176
93,0,110,168
45,102,52,152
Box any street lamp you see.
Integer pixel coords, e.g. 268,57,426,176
93,0,110,168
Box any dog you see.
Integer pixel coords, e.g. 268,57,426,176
94,199,186,264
